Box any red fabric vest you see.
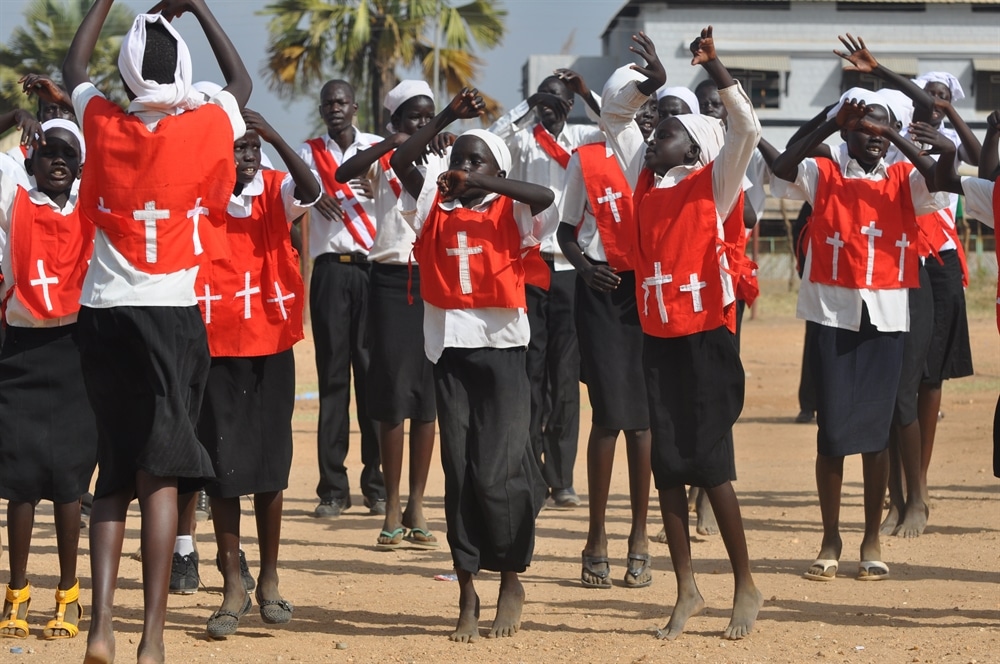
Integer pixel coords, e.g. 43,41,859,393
307,138,377,250
195,171,304,357
809,159,920,290
918,206,970,286
633,165,744,339
8,188,94,320
414,194,526,310
992,177,1000,334
576,143,634,271
79,97,234,274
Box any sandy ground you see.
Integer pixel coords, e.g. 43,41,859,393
3,280,999,664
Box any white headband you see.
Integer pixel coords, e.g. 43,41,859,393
912,72,965,103
877,88,914,128
27,119,86,164
118,13,201,111
826,87,890,121
656,86,701,116
460,129,512,173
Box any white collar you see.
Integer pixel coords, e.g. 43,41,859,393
228,171,265,218
436,191,500,212
27,183,78,214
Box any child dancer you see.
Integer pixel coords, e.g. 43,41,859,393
390,89,556,642
602,29,762,640
63,2,251,662
0,120,94,641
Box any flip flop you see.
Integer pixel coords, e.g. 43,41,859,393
624,552,653,589
403,527,440,549
581,553,611,589
857,560,889,581
375,527,407,551
804,559,839,582
206,593,252,639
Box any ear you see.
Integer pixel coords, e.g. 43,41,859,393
839,128,848,141
75,163,84,179
685,143,701,165
497,169,507,179
24,157,34,177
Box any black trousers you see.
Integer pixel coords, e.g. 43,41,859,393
798,322,818,414
310,257,383,503
435,347,541,573
525,266,580,494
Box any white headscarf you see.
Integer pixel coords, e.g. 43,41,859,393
460,129,511,174
602,65,646,100
674,114,725,168
826,87,891,121
118,13,201,111
384,80,434,122
656,86,701,116
877,88,914,128
912,72,965,103
27,119,86,164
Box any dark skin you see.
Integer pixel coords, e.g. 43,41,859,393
20,74,76,120
977,111,999,182
554,68,602,118
526,76,573,137
635,98,658,141
657,95,692,122
0,109,43,150
63,2,249,662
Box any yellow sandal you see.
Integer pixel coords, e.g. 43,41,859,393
1,583,30,639
43,580,82,639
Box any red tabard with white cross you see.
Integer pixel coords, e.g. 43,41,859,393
414,194,526,310
992,176,999,334
632,164,745,339
8,187,94,319
576,143,634,271
195,170,304,357
809,158,920,290
79,97,233,274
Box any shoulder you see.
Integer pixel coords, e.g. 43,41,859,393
355,132,383,149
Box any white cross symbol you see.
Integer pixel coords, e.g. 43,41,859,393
446,231,483,295
133,201,170,263
267,281,295,320
196,283,222,324
29,259,58,311
826,232,845,281
597,187,624,223
187,198,208,256
235,271,260,319
679,273,708,313
641,261,673,323
895,233,910,282
97,197,110,214
860,221,883,287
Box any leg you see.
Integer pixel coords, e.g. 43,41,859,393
48,500,84,638
401,419,436,534
581,425,617,587
169,491,200,595
84,486,133,664
895,419,928,538
525,285,550,498
881,426,903,535
797,323,817,421
917,382,942,505
488,570,525,639
704,481,763,640
208,496,247,629
253,490,290,623
376,420,406,544
809,453,845,578
859,449,890,578
695,487,718,536
2,500,34,638
351,265,384,507
450,569,480,643
656,485,705,640
135,471,178,664
624,429,652,587
541,270,581,496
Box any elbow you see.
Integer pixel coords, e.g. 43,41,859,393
334,167,350,184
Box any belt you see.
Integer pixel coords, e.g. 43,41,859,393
540,251,556,262
316,252,369,265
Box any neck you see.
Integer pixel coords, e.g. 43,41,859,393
40,187,71,208
852,155,880,174
233,181,245,196
542,119,564,136
329,125,357,151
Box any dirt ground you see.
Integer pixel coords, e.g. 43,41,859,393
4,279,999,664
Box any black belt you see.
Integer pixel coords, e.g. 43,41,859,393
316,252,368,265
540,251,556,262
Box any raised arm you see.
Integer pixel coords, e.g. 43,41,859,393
0,109,42,148
243,109,320,203
979,111,999,180
336,136,400,183
63,0,114,92
437,170,554,217
772,111,841,182
932,98,982,166
862,116,937,181
19,75,74,113
554,68,601,117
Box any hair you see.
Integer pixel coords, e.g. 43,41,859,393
695,79,719,96
321,79,356,102
141,21,178,85
539,75,571,100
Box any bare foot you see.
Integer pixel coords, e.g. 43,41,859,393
880,503,901,536
724,584,763,640
450,573,479,643
656,587,705,640
695,489,718,536
896,501,928,539
83,621,115,664
487,574,524,639
686,486,698,512
650,527,668,544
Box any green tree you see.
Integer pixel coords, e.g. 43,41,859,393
0,0,135,113
260,0,506,134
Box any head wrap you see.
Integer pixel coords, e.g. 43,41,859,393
384,80,434,117
459,129,511,173
118,13,201,111
192,80,223,103
912,72,964,103
601,65,646,100
826,87,890,121
28,119,86,164
656,86,701,116
877,88,914,128
673,114,725,168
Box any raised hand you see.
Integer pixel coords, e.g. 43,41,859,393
689,25,717,66
554,68,590,98
834,33,879,73
427,132,456,157
629,32,667,90
19,74,67,106
11,109,43,148
242,108,279,144
835,98,869,131
447,88,485,120
988,110,1000,133
527,92,570,120
148,0,204,20
908,121,957,153
436,169,470,201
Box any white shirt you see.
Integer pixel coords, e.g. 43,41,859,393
892,128,964,252
72,83,246,308
558,146,610,263
602,79,761,307
489,99,604,269
0,171,81,327
400,160,559,363
297,129,381,258
770,155,950,332
228,169,319,221
960,176,995,228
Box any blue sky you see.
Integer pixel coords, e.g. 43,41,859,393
2,0,622,162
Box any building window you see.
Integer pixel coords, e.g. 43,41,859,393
730,69,782,109
974,69,1000,112
836,1,925,10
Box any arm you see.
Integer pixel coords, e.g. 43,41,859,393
63,0,114,92
555,68,601,117
243,109,320,203
19,75,73,112
557,223,620,292
335,136,400,183
772,115,840,182
757,137,780,169
785,105,836,161
150,0,252,106
979,111,999,180
862,116,937,180
437,170,554,217
0,109,42,148
834,34,935,121
934,99,981,166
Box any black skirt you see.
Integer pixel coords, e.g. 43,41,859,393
643,326,744,490
77,306,214,498
923,250,973,383
894,264,933,427
366,263,436,423
198,351,294,498
0,325,97,503
810,305,904,457
575,270,649,431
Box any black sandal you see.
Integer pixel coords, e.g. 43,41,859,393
206,593,252,639
581,552,612,589
624,552,653,588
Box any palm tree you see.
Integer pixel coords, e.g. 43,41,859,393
259,0,506,133
0,0,135,113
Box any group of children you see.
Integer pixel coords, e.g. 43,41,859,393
0,2,996,660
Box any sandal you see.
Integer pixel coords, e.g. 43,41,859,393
581,552,612,589
403,527,440,549
43,580,83,639
255,587,293,625
624,553,653,588
375,527,407,551
206,593,252,639
1,583,30,639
